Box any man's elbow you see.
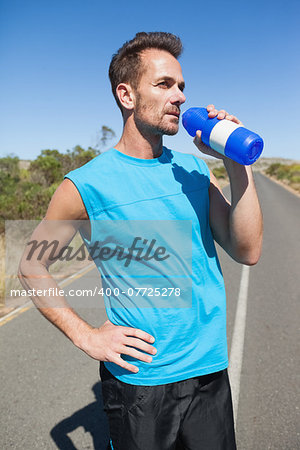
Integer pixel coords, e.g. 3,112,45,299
18,257,36,285
235,245,262,266
18,260,29,286
242,252,261,266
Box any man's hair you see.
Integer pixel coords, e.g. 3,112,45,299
109,32,183,111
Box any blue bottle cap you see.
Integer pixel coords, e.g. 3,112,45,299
225,128,264,165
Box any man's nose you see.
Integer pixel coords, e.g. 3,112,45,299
170,88,186,105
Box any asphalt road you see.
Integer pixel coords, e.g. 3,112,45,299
1,173,299,449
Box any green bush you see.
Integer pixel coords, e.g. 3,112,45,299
266,163,281,177
212,166,227,179
265,163,300,192
0,146,101,233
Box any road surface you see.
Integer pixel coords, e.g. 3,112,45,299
1,173,299,449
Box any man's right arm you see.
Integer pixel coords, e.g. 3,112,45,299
18,178,156,373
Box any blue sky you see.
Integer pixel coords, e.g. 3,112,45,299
0,0,299,160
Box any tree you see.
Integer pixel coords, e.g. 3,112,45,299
29,152,63,187
0,155,20,197
95,125,116,151
63,146,100,172
0,154,20,178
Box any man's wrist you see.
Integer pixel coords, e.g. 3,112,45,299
224,157,243,171
71,321,94,351
223,158,253,178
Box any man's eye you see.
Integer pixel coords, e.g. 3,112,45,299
158,82,168,87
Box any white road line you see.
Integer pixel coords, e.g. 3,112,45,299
0,263,95,324
228,264,250,425
0,300,32,324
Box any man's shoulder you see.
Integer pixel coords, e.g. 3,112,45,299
64,148,115,180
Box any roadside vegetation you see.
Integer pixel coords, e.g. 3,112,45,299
212,166,228,181
207,159,300,193
0,126,115,308
265,163,300,193
0,146,101,234
0,146,101,308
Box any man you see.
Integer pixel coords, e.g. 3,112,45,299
19,32,263,449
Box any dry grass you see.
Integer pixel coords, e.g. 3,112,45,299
0,233,5,307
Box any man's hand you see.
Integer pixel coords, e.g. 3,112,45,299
193,104,243,160
80,319,157,373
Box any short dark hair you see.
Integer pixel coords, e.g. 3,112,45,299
109,32,183,111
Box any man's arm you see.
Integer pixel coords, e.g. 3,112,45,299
18,178,156,373
193,105,263,265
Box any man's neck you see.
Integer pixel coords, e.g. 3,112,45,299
114,116,163,159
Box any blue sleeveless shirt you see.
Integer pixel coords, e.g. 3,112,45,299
65,147,228,385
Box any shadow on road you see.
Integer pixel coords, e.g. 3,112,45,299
50,382,110,449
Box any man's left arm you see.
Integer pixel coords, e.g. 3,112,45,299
209,161,263,265
194,105,263,265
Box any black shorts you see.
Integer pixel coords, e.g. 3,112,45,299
100,362,236,450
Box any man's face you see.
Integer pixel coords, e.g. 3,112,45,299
133,49,186,136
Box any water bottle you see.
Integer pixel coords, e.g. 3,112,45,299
182,107,264,165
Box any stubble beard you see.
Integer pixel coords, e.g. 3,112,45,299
134,94,179,137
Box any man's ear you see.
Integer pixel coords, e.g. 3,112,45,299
116,83,135,111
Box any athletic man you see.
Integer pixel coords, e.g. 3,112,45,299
19,32,263,449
